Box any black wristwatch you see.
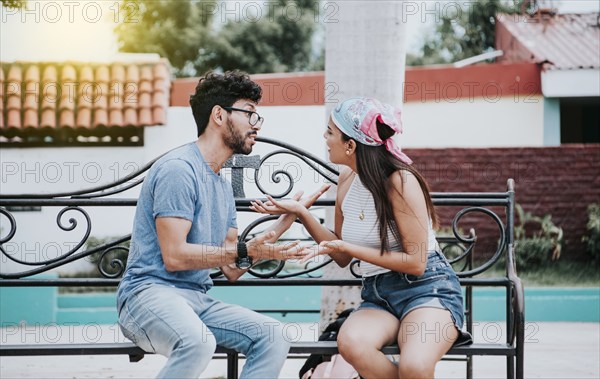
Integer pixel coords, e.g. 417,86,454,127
235,241,253,269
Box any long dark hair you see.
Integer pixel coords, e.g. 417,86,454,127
341,121,437,255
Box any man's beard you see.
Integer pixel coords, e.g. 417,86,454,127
224,119,253,155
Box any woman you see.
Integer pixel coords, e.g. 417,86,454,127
251,97,471,379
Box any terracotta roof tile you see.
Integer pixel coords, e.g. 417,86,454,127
7,66,21,97
108,93,123,110
124,108,138,126
154,79,168,92
109,109,123,127
41,94,56,110
25,80,38,92
153,63,169,80
139,108,152,126
24,81,39,111
59,109,75,128
97,82,109,96
78,85,94,109
111,65,125,83
76,107,91,128
124,90,138,108
24,92,38,110
139,80,153,93
7,96,21,110
152,107,166,125
7,109,21,129
63,65,78,81
7,65,21,81
93,108,108,127
94,92,108,109
1,60,171,144
59,95,75,111
96,66,110,82
44,81,58,98
24,109,38,128
42,66,57,83
140,66,153,81
25,65,40,82
41,108,56,128
78,66,93,82
152,92,166,108
126,64,140,83
60,82,76,104
139,92,152,108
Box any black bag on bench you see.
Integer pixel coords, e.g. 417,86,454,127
299,308,355,379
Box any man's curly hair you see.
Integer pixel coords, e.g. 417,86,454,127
189,70,262,137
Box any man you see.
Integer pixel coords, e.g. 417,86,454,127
117,71,325,378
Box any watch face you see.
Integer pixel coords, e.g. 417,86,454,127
236,257,253,269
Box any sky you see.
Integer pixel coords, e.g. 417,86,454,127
1,0,599,62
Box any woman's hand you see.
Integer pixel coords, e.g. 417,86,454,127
246,231,309,261
299,184,331,208
250,196,301,215
250,184,331,216
299,239,345,263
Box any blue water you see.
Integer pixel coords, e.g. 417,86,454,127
1,287,598,325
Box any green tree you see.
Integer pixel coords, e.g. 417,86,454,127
197,0,321,74
1,0,25,8
114,0,216,77
407,0,531,66
114,0,322,76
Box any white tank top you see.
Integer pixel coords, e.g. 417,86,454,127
341,175,439,277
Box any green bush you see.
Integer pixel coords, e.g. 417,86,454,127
583,204,600,263
514,237,555,267
514,204,563,270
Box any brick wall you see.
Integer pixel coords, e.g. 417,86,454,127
405,145,600,261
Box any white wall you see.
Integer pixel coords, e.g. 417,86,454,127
402,96,546,148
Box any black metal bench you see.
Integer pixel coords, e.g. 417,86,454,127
0,137,524,378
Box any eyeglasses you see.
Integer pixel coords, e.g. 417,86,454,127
222,106,264,126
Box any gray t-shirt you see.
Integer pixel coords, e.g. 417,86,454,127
117,143,237,311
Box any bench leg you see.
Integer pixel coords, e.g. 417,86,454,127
516,346,524,379
129,353,145,363
507,355,515,379
227,352,239,379
467,355,473,379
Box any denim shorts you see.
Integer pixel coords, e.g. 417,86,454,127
358,251,467,334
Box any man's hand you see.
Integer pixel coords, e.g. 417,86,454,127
246,231,308,261
299,240,345,264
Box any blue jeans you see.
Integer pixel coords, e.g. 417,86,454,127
359,251,466,330
118,284,290,378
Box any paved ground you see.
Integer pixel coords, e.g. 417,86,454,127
1,321,598,378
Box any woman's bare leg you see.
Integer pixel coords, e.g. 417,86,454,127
397,307,459,379
337,309,400,378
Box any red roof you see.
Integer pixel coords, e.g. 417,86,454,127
496,12,600,70
1,60,171,145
